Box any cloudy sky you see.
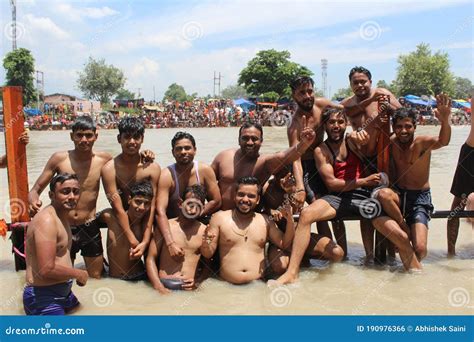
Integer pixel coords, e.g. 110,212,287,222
0,0,472,100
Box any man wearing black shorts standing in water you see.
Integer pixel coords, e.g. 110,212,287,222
447,96,474,256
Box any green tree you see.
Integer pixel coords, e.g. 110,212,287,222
376,80,398,96
394,43,455,96
376,80,390,89
77,57,126,104
332,87,353,100
453,77,473,99
221,84,248,99
163,83,189,102
238,49,313,99
115,88,135,100
261,91,279,102
3,48,36,105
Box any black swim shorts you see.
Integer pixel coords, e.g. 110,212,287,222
321,188,383,220
362,155,378,175
450,143,474,198
70,211,106,259
302,158,328,202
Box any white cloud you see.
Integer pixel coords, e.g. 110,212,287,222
130,57,160,79
24,14,70,40
442,41,474,50
54,3,119,22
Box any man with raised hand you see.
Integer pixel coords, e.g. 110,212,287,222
202,177,295,285
378,95,452,261
212,119,316,210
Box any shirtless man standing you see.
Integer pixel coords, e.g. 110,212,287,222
341,66,401,164
378,96,451,260
23,173,88,315
103,180,154,280
288,75,345,242
156,131,221,257
341,66,401,259
447,97,474,255
202,177,295,285
287,76,342,205
28,116,111,278
147,185,207,293
211,121,315,210
101,117,161,262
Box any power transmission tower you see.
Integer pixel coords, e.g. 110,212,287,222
36,70,44,110
10,0,17,50
321,59,328,98
213,71,223,97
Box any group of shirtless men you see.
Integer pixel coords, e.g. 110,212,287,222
19,66,473,315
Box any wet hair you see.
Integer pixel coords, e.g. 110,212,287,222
49,173,79,192
118,117,144,137
239,122,263,140
349,66,372,81
392,108,417,126
322,108,347,125
129,180,153,199
290,76,314,93
71,115,96,132
182,184,206,204
171,131,196,149
236,176,262,194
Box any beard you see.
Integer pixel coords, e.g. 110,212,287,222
296,97,314,112
326,131,344,143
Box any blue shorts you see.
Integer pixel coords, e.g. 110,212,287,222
396,187,434,227
23,280,79,315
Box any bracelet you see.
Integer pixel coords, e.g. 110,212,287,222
166,241,175,247
293,189,305,194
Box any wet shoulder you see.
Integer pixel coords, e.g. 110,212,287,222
215,148,237,161
341,95,355,105
50,150,70,164
95,151,113,163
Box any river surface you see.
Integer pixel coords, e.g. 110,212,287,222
0,126,472,315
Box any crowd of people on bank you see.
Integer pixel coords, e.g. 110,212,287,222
20,91,471,131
